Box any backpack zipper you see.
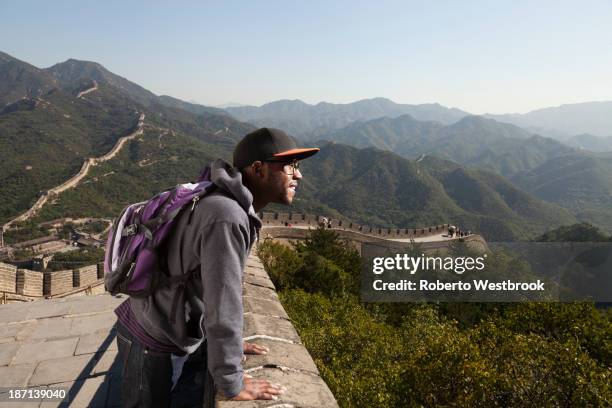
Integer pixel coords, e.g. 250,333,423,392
187,196,200,225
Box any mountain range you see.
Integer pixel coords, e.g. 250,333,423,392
225,98,470,139
225,96,612,144
319,114,576,178
0,50,606,239
486,101,612,139
309,110,612,231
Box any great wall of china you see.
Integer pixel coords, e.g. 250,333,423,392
1,113,145,231
0,212,484,302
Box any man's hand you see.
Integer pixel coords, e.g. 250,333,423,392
243,341,269,355
231,376,286,401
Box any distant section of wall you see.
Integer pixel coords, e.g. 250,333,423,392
261,226,488,254
0,263,17,293
44,270,74,296
16,269,43,297
73,265,98,287
258,212,450,239
0,215,474,301
0,261,104,301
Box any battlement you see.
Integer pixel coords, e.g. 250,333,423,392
259,211,451,239
0,262,105,302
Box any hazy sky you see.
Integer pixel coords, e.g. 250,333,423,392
1,0,611,114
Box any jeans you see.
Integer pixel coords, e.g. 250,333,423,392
115,321,216,408
116,320,174,407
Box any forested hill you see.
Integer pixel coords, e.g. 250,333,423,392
321,114,577,178
0,51,254,224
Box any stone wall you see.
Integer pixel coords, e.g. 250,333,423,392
0,261,104,299
216,253,339,407
261,226,488,255
73,265,98,287
0,262,17,293
259,212,450,239
16,269,43,297
44,270,74,296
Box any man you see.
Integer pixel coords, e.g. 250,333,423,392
114,127,319,406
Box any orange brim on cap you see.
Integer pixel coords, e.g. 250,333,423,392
272,147,320,160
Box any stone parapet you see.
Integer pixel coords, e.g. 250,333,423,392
44,270,74,296
219,253,339,407
16,269,43,297
74,265,98,287
0,262,17,293
257,212,450,238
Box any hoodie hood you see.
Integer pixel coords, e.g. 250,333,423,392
210,159,261,226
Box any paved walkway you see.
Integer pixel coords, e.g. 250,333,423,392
0,292,123,407
0,253,337,407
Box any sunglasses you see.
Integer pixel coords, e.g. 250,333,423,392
263,159,301,175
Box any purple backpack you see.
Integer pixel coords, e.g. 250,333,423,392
104,167,216,298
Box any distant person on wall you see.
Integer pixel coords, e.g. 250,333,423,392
319,216,328,228
113,128,319,406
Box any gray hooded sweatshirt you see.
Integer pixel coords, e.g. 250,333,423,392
130,159,261,398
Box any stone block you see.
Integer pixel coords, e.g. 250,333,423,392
12,337,78,365
0,342,20,366
65,293,124,315
243,297,288,319
69,311,116,336
243,339,319,374
16,269,43,297
0,363,36,387
0,321,35,342
25,300,74,320
243,274,275,290
39,375,110,408
29,354,97,386
218,367,338,408
243,283,278,301
244,265,269,279
243,314,301,344
29,317,73,341
75,331,117,355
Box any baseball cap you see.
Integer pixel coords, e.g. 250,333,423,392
233,127,320,169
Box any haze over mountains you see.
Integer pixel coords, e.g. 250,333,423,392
486,101,612,139
226,98,470,139
1,50,610,238
226,96,612,143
